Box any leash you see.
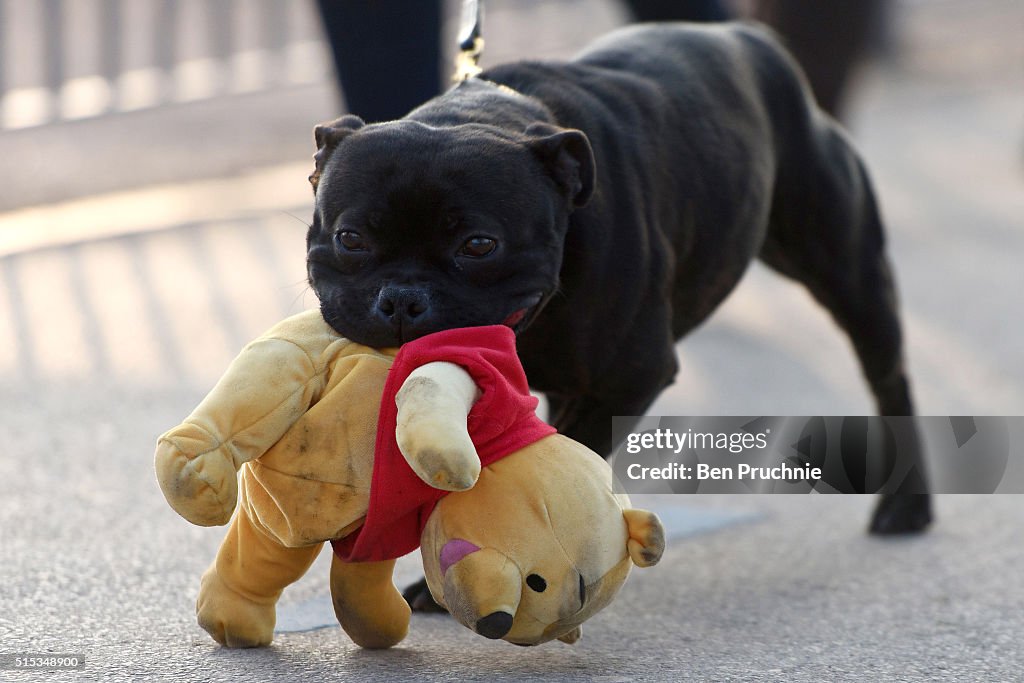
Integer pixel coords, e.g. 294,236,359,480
453,0,484,81
451,0,525,101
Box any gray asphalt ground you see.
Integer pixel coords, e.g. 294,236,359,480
1,1,1023,681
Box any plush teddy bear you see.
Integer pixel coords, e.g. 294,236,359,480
155,310,665,648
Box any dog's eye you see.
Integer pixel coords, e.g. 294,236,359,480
459,236,497,258
335,230,366,252
526,574,547,592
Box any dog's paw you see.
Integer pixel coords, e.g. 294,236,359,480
869,494,932,535
401,577,447,613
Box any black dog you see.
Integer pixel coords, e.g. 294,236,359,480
306,23,931,552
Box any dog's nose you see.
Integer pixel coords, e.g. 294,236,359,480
376,286,430,326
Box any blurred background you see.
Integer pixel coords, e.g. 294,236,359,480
0,0,1020,411
1,1,1023,680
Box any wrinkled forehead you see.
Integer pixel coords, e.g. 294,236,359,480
323,121,536,202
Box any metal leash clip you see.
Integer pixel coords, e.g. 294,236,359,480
453,0,484,81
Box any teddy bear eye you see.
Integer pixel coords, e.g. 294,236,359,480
526,574,547,592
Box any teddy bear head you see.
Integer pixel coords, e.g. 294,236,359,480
417,434,664,646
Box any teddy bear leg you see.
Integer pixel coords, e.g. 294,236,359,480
329,554,411,649
197,511,321,648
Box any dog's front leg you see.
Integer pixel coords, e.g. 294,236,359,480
547,389,671,459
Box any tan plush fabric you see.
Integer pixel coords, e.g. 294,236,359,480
155,309,397,546
155,310,666,649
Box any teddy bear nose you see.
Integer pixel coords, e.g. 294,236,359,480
476,611,513,639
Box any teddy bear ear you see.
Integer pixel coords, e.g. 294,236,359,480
623,509,666,568
309,114,366,192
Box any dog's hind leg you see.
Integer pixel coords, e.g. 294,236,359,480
758,121,931,534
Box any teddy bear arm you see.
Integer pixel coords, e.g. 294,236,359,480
395,361,482,491
155,424,241,526
155,336,323,526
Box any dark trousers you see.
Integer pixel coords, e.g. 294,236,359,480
315,0,877,122
315,0,444,122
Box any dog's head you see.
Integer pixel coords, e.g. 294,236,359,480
306,114,594,347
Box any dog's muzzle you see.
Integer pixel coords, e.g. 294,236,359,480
375,285,432,339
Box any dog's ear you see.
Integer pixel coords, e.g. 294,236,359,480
310,114,366,193
524,122,596,208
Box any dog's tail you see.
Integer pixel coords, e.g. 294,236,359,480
453,0,484,81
